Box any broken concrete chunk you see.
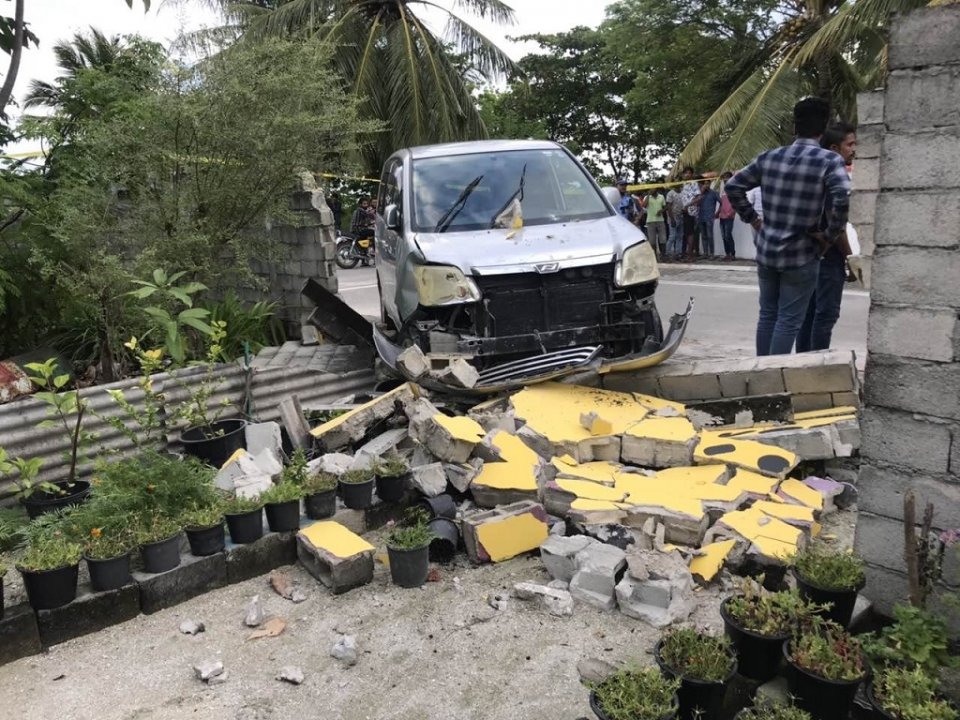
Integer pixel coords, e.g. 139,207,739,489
578,657,617,685
297,522,375,594
462,501,549,564
621,416,699,468
194,660,224,682
245,422,283,458
276,666,305,685
179,619,205,635
802,476,845,514
410,462,448,498
777,477,825,511
579,523,636,551
540,534,597,582
694,433,798,479
311,383,415,450
580,411,614,437
307,452,354,477
444,462,479,493
353,428,409,469
688,540,737,584
433,357,480,389
397,345,429,380
569,542,627,611
471,458,541,508
330,635,358,666
710,506,805,561
244,596,265,627
616,549,694,627
513,582,574,617
418,414,485,463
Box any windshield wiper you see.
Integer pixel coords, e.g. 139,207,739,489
490,163,527,228
434,174,484,233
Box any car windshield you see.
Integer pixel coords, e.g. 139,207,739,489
411,148,612,233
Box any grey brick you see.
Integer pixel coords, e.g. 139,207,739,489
792,393,834,412
859,462,960,528
861,407,952,473
887,67,960,132
875,191,960,249
601,372,662,396
0,603,41,666
659,373,722,401
868,305,957,362
849,191,877,227
853,158,880,192
888,6,960,70
855,511,909,574
37,583,140,648
856,224,875,257
856,124,882,160
134,552,227,614
717,369,787,397
860,563,909,618
857,91,885,125
783,362,857,394
882,130,960,190
865,356,960,420
832,392,860,408
873,247,960,308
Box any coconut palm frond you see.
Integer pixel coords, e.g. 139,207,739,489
440,11,516,79
827,52,865,122
448,0,515,25
23,79,59,108
239,0,339,39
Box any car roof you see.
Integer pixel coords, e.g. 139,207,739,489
404,139,563,160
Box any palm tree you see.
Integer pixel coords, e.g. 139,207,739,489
24,27,125,110
678,0,932,173
210,0,517,172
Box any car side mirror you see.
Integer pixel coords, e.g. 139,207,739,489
385,204,401,231
602,186,621,208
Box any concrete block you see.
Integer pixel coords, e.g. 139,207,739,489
659,373,722,401
444,462,478,493
615,549,694,627
857,223,876,257
940,539,960,588
783,360,857,394
621,417,698,467
857,91,885,125
410,463,448,498
858,463,960,529
888,6,960,70
225,531,298,584
875,192,960,249
433,358,480,389
0,603,41,667
569,542,627,611
855,511,914,574
849,191,877,227
296,522,375,594
887,67,960,132
397,345,429,380
687,394,793,427
601,371,662,396
882,130,960,190
540,534,598,583
868,306,957,363
245,422,283,457
861,407,952,473
832,392,860,408
852,157,880,192
717,369,786,397
856,124,882,160
861,562,910,619
751,425,837,461
461,501,549,564
417,414,485,464
865,356,960,420
36,582,140,648
792,393,837,413
512,582,574,617
311,383,415,450
134,552,227,614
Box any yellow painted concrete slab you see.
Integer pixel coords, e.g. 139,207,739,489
475,512,548,562
299,521,375,558
486,430,540,466
726,470,780,496
632,393,687,414
791,415,857,430
473,460,538,491
555,478,629,503
778,478,824,510
753,500,816,523
552,457,621,485
689,539,736,582
310,383,411,437
614,474,705,518
624,416,698,442
434,413,486,441
719,507,802,559
655,465,729,486
794,406,858,421
694,434,798,478
510,383,649,443
571,498,631,513
223,448,247,468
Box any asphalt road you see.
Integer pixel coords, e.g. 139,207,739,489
336,264,869,366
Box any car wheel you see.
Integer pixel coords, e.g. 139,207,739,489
335,240,360,270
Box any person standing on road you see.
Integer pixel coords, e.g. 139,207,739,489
665,182,684,260
679,167,701,260
718,172,737,260
615,178,642,226
351,197,375,239
796,122,858,352
725,96,852,356
697,179,721,258
643,184,668,258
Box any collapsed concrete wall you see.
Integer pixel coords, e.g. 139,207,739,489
854,5,960,614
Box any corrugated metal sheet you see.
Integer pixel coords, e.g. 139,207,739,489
0,359,375,503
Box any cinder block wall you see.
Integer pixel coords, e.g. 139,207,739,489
854,5,960,615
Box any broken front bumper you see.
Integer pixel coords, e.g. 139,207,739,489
374,298,694,395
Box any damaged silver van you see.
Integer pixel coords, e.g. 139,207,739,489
373,139,692,393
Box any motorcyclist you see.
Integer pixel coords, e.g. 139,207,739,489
351,197,375,239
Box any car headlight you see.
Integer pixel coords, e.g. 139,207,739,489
615,242,660,287
413,265,481,306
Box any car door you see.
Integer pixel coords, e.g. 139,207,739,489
375,157,404,325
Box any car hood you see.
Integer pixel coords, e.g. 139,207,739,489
412,215,645,275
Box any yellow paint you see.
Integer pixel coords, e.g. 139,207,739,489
487,430,540,465
223,448,247,468
555,478,629,503
614,474,705,517
311,383,411,437
586,415,614,436
552,457,621,485
570,498,631,513
794,406,858,421
433,413,486,441
753,500,816,524
299,521,375,558
719,507,802,559
689,539,736,582
791,415,857,430
726,470,779,496
632,393,687,414
624,416,698,442
693,435,798,478
510,383,649,443
778,478,824,510
654,465,728,486
473,460,538,491
475,512,548,562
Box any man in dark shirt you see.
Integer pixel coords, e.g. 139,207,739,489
697,179,721,258
726,97,851,356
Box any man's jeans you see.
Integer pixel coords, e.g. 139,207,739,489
720,219,735,256
796,256,846,352
667,218,683,256
699,221,715,256
756,258,820,356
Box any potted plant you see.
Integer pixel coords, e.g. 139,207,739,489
17,533,83,610
590,665,680,720
734,706,812,720
84,527,135,592
868,666,957,720
654,627,737,720
303,471,338,520
340,468,375,510
783,619,868,720
374,455,409,504
720,581,821,682
261,481,304,532
224,496,264,544
135,514,182,574
791,547,866,627
862,604,954,675
181,503,226,556
385,509,435,588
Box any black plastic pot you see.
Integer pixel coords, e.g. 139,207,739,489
589,690,679,720
865,680,896,720
18,563,79,610
794,569,865,628
180,418,247,468
428,517,459,563
139,533,181,574
654,639,737,720
376,472,409,504
226,508,264,544
85,553,132,592
388,544,430,588
265,500,301,532
185,523,226,556
340,477,375,510
719,597,790,683
21,480,92,519
305,489,337,520
783,639,867,720
418,494,457,520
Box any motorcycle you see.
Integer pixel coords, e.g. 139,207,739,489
335,230,375,269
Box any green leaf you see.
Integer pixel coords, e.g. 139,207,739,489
128,286,158,300
168,333,185,364
168,288,193,307
36,419,58,429
53,374,70,389
144,306,172,322
167,270,187,284
153,268,167,286
178,307,210,320
180,316,214,336
179,282,208,295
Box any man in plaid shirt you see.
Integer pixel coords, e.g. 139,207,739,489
726,97,851,356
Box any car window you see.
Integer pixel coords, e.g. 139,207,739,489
411,148,611,233
379,159,401,215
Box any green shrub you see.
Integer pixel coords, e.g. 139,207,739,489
84,526,136,560
386,508,435,550
658,627,733,682
737,706,812,720
260,481,304,504
873,667,957,720
133,514,181,544
280,448,309,486
304,472,338,493
789,620,866,681
18,534,83,571
180,502,225,529
725,582,822,636
592,666,679,720
341,469,374,485
792,547,865,591
375,455,408,477
223,496,263,514
862,604,956,674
